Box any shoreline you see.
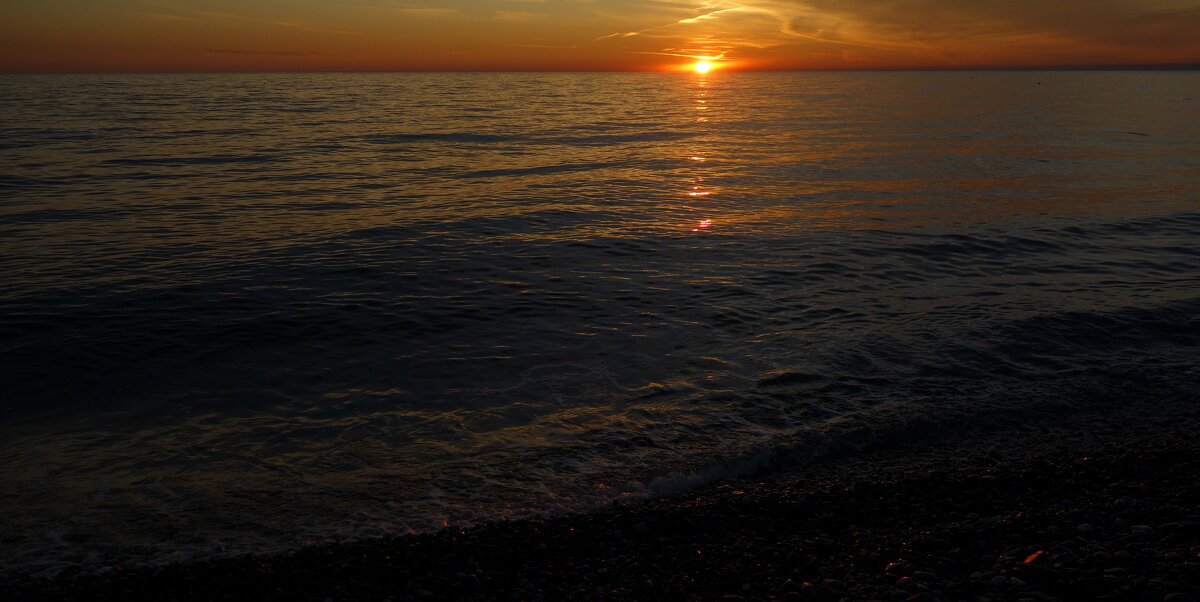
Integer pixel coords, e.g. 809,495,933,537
6,397,1199,601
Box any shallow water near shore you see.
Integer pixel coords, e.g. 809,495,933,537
1,71,1198,574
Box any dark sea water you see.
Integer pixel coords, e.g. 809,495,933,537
1,71,1198,574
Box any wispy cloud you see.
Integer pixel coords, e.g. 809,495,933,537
594,31,640,41
787,0,1200,48
587,0,1200,67
493,11,546,21
396,8,461,17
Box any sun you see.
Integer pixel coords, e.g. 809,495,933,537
692,61,713,74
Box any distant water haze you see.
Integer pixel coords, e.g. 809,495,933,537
1,71,1198,574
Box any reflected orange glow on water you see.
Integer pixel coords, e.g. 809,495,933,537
680,75,721,233
637,71,1200,237
53,71,1177,250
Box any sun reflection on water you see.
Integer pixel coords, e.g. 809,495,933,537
682,74,721,233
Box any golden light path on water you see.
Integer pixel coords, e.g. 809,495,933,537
686,71,716,234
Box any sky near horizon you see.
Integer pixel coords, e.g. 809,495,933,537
3,0,1200,72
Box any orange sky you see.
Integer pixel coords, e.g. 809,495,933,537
2,0,1199,72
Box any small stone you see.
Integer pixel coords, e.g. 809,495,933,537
1150,578,1188,589
1077,523,1094,535
1076,577,1111,595
1004,545,1029,557
819,579,846,594
935,558,959,576
990,576,1008,586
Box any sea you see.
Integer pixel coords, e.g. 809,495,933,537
1,71,1198,575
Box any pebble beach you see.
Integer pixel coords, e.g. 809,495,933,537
7,395,1198,602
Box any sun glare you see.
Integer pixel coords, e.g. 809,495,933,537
693,61,713,74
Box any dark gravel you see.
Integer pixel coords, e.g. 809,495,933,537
5,401,1199,601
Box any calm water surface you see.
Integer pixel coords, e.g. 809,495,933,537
1,71,1198,573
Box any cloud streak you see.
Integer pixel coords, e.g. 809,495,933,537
586,0,1200,68
396,8,461,17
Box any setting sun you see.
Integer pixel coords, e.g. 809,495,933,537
693,61,713,74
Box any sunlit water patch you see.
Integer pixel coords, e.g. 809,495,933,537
1,71,1198,575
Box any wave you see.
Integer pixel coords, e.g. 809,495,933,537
362,132,521,144
101,154,278,166
462,161,630,178
359,130,695,148
547,131,697,145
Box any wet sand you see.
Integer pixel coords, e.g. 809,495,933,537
6,397,1199,601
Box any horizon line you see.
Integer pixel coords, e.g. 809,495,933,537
3,63,1199,75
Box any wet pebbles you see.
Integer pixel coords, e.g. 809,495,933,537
5,405,1199,601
